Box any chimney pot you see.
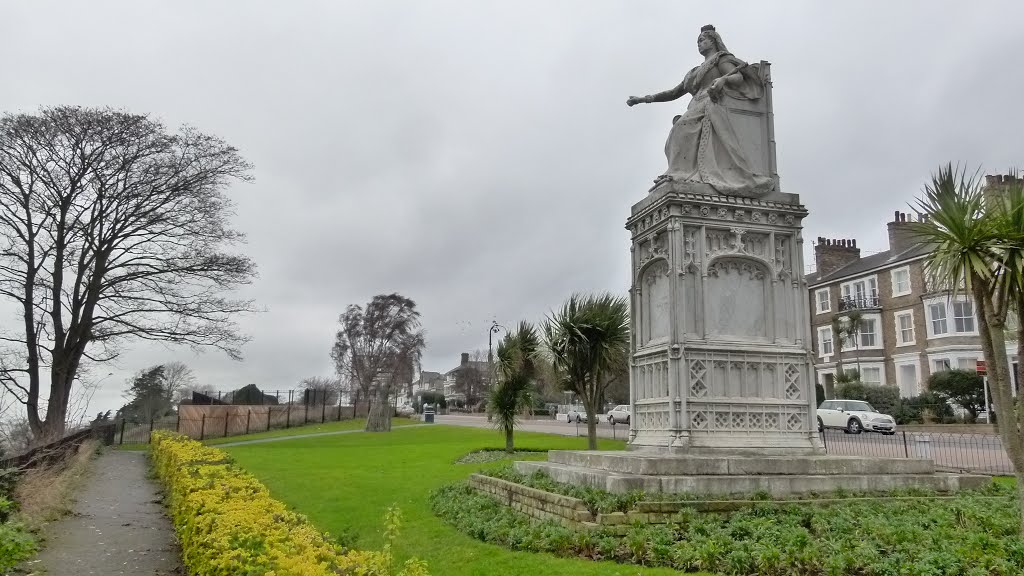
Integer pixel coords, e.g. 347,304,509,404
814,235,862,276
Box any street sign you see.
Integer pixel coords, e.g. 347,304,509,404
976,360,987,376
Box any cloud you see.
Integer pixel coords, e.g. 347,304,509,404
1,1,1021,414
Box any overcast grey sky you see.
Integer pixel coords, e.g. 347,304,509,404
2,1,1022,416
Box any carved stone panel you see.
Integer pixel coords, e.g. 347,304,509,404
706,258,768,340
641,260,671,346
635,353,670,401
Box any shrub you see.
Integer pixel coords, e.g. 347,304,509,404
150,430,428,576
0,515,37,572
928,369,986,422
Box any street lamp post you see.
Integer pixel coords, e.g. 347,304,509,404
487,321,505,418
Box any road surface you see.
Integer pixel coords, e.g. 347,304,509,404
436,415,1013,474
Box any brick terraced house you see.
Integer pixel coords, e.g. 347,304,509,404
806,190,1020,398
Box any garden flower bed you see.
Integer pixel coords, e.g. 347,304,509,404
432,466,1024,575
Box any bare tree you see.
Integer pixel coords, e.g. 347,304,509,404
299,376,342,405
163,361,197,404
0,106,257,442
331,293,425,432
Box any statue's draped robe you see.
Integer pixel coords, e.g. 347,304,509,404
662,51,774,196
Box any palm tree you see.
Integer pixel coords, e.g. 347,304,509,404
828,316,844,398
907,164,1024,532
488,322,541,452
543,293,630,450
829,311,862,395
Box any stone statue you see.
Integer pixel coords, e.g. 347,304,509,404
627,25,775,197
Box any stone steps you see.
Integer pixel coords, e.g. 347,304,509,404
515,460,989,496
547,450,936,476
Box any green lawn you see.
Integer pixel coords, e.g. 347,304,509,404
204,417,421,445
224,425,684,576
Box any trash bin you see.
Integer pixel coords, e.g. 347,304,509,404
423,404,435,424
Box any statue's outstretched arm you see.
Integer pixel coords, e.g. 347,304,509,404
627,79,687,107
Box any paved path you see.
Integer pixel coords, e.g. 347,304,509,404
214,424,428,447
31,450,180,576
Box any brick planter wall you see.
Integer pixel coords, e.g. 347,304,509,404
467,473,1004,534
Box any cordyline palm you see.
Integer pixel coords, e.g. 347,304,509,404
543,293,630,450
488,322,540,452
907,164,1024,533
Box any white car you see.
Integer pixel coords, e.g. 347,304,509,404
565,406,587,423
606,405,630,425
817,399,896,435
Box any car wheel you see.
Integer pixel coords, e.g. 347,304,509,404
576,415,582,423
817,417,824,433
882,431,896,436
566,414,572,423
847,418,862,434
625,415,630,425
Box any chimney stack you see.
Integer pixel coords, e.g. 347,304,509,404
887,211,919,253
460,352,469,366
984,173,1023,203
814,237,861,276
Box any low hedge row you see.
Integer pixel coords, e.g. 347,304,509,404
150,430,428,575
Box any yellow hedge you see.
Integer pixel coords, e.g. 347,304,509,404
150,430,428,576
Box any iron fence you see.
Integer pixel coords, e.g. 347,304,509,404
820,429,1013,475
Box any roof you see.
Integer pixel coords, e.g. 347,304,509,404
444,361,488,377
805,243,931,287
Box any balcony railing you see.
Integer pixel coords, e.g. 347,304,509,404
838,295,880,311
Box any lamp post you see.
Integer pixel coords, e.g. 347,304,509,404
487,321,505,416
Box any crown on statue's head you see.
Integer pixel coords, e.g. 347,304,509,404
700,24,716,32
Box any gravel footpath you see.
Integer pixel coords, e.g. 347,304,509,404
29,450,181,575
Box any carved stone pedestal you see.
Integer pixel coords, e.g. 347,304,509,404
623,186,821,453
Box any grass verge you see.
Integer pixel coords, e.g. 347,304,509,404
14,439,99,530
1,439,100,571
222,425,679,576
151,431,429,575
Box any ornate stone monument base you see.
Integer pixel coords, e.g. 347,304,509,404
515,451,989,496
623,188,820,453
515,189,988,497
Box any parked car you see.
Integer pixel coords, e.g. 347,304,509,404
817,399,896,435
565,406,587,423
606,405,630,425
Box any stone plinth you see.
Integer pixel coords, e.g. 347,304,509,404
624,187,819,452
515,451,988,497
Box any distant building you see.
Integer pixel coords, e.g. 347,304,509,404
806,183,1020,398
442,352,490,405
411,371,443,396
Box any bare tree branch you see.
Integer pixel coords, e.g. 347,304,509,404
0,106,258,441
